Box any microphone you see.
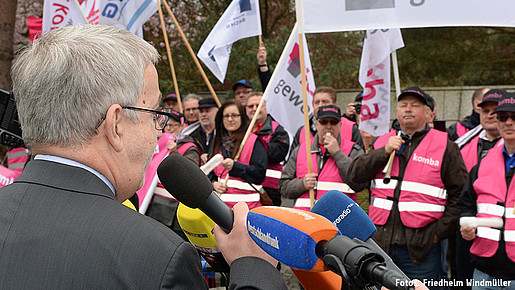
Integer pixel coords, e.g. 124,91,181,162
200,153,223,175
176,203,230,273
311,190,411,284
157,152,233,233
247,206,413,290
460,216,503,228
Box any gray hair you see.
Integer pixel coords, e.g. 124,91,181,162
11,24,159,149
183,93,201,102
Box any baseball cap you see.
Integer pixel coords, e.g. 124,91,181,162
168,110,185,123
163,91,177,102
478,89,506,107
232,79,254,91
398,86,432,110
198,98,217,109
317,105,341,121
493,92,515,114
354,92,363,103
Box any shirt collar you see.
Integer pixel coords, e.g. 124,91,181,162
34,155,116,195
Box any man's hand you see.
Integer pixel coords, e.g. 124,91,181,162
346,102,357,117
213,181,227,195
222,158,235,171
214,202,279,266
200,153,208,165
323,133,340,155
384,136,403,156
166,140,177,153
302,173,318,190
460,226,476,241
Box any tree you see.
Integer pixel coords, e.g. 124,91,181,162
0,0,18,89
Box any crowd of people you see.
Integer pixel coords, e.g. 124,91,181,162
1,24,514,290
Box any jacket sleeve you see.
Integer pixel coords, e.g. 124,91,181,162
278,147,306,199
351,125,365,149
458,164,479,218
160,242,208,289
435,140,467,240
266,125,290,164
230,140,268,184
183,146,200,166
347,145,388,185
258,67,272,91
228,257,287,290
289,126,303,157
332,144,368,192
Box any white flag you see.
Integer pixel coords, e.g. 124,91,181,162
358,28,404,136
43,0,99,34
301,0,515,33
98,0,157,38
264,23,315,140
197,0,262,82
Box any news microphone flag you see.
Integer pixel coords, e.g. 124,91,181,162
247,206,339,271
264,23,315,141
358,28,404,136
197,0,262,82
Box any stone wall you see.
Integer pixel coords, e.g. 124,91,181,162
337,85,515,126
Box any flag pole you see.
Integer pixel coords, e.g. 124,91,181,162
295,0,315,208
71,0,88,24
156,0,182,113
161,1,221,107
391,51,401,97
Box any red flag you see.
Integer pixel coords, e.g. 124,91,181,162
27,16,43,43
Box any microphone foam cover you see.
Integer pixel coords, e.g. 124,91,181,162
248,206,339,271
311,190,377,241
157,152,213,208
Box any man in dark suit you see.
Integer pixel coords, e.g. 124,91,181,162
1,24,285,289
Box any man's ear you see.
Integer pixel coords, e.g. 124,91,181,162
104,104,125,152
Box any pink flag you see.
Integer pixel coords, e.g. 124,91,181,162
136,133,174,207
27,16,43,43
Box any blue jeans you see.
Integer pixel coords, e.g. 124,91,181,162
472,269,515,290
390,243,442,289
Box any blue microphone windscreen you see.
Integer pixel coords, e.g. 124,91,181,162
247,212,318,270
311,190,377,241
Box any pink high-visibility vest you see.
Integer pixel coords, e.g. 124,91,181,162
294,137,355,211
213,133,262,209
259,120,283,190
369,129,448,228
456,122,470,138
470,143,515,262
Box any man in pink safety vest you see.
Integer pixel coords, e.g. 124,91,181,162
459,92,515,286
348,86,467,283
447,88,490,141
279,105,366,211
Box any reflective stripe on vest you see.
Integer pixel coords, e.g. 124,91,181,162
371,179,398,190
154,186,176,200
220,193,260,202
398,202,445,213
316,181,354,193
225,178,262,192
400,181,447,200
477,203,505,217
294,198,312,208
265,168,282,179
476,227,501,241
371,197,394,211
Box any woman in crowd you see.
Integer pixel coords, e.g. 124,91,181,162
209,99,268,209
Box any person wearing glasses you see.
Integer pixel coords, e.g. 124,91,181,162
279,105,365,211
209,99,268,210
3,25,285,289
458,92,515,288
453,89,502,287
347,87,467,284
232,79,254,107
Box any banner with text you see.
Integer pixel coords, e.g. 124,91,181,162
43,0,98,34
358,28,404,136
198,0,262,82
99,0,157,38
301,0,515,33
265,24,315,140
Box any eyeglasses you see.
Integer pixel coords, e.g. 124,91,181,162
235,90,252,95
318,119,340,126
223,114,241,120
497,113,515,122
122,106,171,130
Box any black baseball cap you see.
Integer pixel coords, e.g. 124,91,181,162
354,92,363,103
478,89,506,107
317,105,341,121
232,79,254,91
493,92,515,114
398,86,432,110
198,98,217,109
163,91,177,102
168,110,184,123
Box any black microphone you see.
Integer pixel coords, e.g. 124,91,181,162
157,152,234,233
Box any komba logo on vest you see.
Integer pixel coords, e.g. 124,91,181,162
412,152,439,167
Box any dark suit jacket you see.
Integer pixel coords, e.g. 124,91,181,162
0,159,207,289
0,159,287,289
